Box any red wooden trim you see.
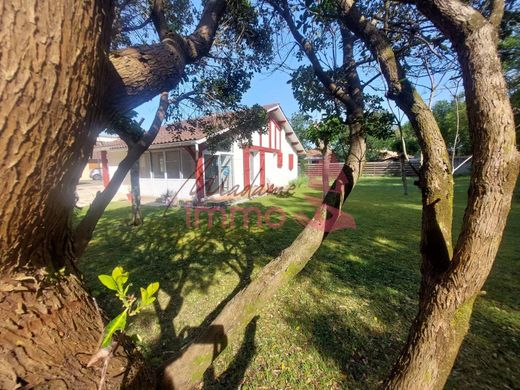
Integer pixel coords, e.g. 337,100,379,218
248,145,278,153
274,124,277,150
260,151,265,186
243,147,250,188
285,132,294,136
278,128,282,150
259,129,262,147
291,141,299,145
289,154,294,170
268,122,272,149
101,151,109,188
277,151,283,168
196,151,204,200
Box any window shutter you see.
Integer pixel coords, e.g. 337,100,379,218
277,151,283,168
289,154,294,170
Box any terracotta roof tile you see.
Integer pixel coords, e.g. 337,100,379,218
96,103,279,150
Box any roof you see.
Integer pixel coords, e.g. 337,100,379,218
95,103,305,154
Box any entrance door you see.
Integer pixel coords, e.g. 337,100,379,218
204,154,234,196
219,154,233,193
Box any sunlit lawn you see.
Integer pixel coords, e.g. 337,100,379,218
79,176,519,389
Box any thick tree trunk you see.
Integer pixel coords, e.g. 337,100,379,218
0,1,145,387
1,0,227,386
0,274,152,389
0,0,111,272
384,1,519,388
336,0,455,288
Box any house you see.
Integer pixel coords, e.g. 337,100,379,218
80,135,118,180
305,148,339,164
95,104,305,202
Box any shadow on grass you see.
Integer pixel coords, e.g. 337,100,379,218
202,316,259,389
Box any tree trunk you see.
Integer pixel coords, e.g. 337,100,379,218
399,154,408,195
384,1,519,388
0,0,111,272
0,1,147,387
130,161,143,226
336,0,455,288
321,144,330,194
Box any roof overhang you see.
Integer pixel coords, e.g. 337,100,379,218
267,105,306,155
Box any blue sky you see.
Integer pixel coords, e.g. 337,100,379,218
135,68,300,129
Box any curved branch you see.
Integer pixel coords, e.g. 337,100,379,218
489,0,504,29
73,92,170,258
268,0,354,108
105,0,227,114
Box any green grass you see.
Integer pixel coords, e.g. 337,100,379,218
79,176,519,389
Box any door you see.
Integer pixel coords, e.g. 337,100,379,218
219,154,233,193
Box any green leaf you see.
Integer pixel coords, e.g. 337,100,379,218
112,266,123,280
140,287,148,303
101,311,128,348
146,282,159,297
112,266,129,292
98,274,117,291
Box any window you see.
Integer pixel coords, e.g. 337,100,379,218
150,148,197,179
151,151,165,178
139,154,151,178
277,151,283,168
180,148,196,179
289,154,294,170
165,150,181,179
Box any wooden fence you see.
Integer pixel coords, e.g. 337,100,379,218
305,160,420,179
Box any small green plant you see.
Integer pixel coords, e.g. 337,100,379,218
97,266,159,348
88,266,159,389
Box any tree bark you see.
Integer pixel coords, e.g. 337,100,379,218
105,0,226,114
130,161,143,226
0,0,111,273
336,0,455,290
321,143,330,194
399,154,408,195
383,1,519,388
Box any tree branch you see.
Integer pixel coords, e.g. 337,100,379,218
121,17,152,33
150,0,169,40
489,0,504,29
73,92,170,259
106,0,227,113
268,0,354,108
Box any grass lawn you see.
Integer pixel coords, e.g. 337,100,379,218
79,176,519,389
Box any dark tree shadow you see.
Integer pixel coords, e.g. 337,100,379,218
202,316,259,390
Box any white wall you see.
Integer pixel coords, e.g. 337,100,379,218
139,178,197,200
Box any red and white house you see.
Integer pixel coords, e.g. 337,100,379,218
95,104,305,201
